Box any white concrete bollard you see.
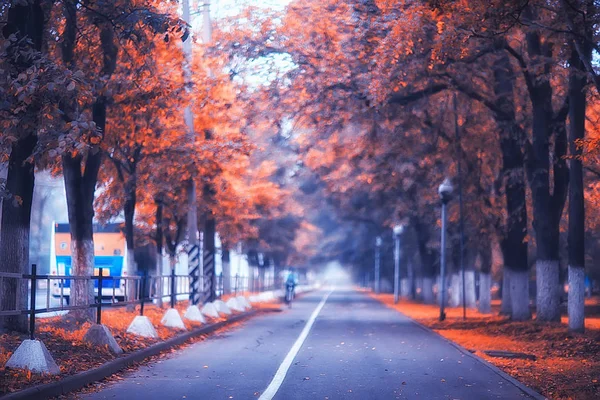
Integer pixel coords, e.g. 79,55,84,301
127,315,159,338
5,339,60,374
184,305,206,323
225,297,245,312
236,296,252,310
161,308,187,330
201,302,220,319
83,324,123,354
213,300,232,315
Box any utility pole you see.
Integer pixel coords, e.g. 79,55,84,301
438,179,454,322
200,0,217,303
393,225,404,304
182,0,202,306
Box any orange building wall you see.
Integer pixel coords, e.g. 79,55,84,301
55,232,126,256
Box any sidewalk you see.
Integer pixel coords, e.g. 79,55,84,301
0,299,274,397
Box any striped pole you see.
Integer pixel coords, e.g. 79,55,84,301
188,244,201,305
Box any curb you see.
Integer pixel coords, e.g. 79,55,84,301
371,297,548,400
1,310,258,400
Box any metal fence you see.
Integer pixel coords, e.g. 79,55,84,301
0,264,282,339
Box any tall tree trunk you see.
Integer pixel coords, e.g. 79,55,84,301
530,83,560,322
449,240,462,307
222,248,231,295
0,163,7,240
155,200,164,307
478,240,493,314
258,265,266,292
500,268,512,315
568,46,587,332
61,1,117,321
400,250,410,298
248,265,255,293
0,135,37,332
124,182,137,311
493,49,530,320
523,8,568,322
464,246,477,308
0,0,44,333
449,273,461,307
412,217,436,304
63,154,97,320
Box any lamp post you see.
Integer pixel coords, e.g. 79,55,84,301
438,178,454,322
393,224,404,304
375,236,382,294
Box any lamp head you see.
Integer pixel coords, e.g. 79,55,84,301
393,224,404,237
438,178,454,203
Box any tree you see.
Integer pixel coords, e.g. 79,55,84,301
0,0,46,332
561,0,594,332
55,0,183,319
96,15,187,307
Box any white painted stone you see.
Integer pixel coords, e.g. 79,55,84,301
5,340,60,374
184,305,206,324
83,324,123,354
226,297,245,312
161,308,187,330
213,300,232,315
236,296,252,310
248,295,260,303
127,315,159,338
201,302,220,319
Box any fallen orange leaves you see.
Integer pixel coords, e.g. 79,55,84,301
0,301,258,396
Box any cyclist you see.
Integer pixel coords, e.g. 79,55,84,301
284,269,298,306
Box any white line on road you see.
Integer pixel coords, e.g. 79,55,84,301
259,289,333,400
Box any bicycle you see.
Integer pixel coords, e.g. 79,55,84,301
284,283,295,308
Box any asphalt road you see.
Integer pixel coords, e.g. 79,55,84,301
78,289,535,400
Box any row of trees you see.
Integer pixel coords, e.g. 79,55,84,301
3,0,600,334
0,0,302,332
212,0,600,332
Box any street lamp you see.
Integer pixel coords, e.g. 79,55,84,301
375,236,382,294
393,224,404,304
438,178,454,322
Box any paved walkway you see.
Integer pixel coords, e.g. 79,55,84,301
78,289,536,399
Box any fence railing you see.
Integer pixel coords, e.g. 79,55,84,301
0,264,284,338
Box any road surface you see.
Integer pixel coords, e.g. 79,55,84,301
78,289,534,399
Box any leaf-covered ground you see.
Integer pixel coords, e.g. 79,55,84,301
0,294,276,396
373,293,600,400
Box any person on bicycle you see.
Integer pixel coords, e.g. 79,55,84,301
285,269,298,300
